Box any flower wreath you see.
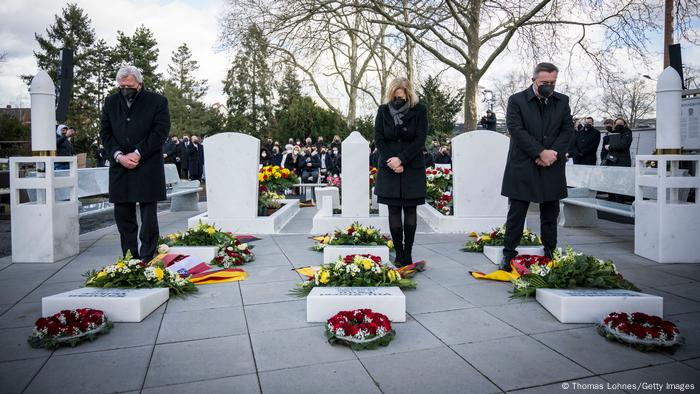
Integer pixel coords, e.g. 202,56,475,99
326,309,395,350
597,312,683,353
28,308,113,349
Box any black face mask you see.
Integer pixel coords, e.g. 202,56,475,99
392,97,407,109
615,124,624,132
537,84,555,97
120,87,138,101
605,126,613,132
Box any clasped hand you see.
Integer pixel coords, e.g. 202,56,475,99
119,152,140,169
536,150,558,167
387,157,404,173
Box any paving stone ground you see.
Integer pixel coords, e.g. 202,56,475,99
1,205,699,393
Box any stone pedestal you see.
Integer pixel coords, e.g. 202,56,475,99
42,287,169,323
483,245,545,264
306,287,405,322
635,155,700,263
536,288,663,323
315,187,340,211
323,245,390,264
10,156,79,263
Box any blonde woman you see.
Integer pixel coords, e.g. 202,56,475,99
374,77,428,267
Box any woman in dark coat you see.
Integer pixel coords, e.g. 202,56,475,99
187,136,204,181
603,118,633,203
374,77,428,267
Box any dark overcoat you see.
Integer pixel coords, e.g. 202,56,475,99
604,127,633,167
100,90,170,203
188,143,205,178
501,86,575,203
569,126,601,165
374,103,428,200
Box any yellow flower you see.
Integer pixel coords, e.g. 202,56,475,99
387,240,394,250
319,270,330,284
97,271,106,278
469,231,478,237
481,235,492,242
168,233,179,240
366,228,376,236
155,267,164,281
207,227,216,235
323,236,331,244
537,236,542,245
116,262,125,269
387,270,397,282
361,259,373,270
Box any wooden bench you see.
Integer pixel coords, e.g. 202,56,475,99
559,165,636,227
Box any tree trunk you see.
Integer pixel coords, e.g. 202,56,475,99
463,70,479,131
403,0,415,81
663,0,673,68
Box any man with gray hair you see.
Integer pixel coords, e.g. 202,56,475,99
100,65,170,261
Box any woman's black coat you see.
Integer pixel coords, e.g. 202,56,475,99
603,127,633,167
374,103,428,200
501,86,575,203
187,143,204,178
100,90,170,203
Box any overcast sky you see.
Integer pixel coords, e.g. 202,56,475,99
0,0,696,120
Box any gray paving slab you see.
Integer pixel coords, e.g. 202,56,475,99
483,301,592,335
361,346,500,394
157,306,247,343
144,334,256,388
653,264,700,281
244,299,320,333
667,311,700,361
508,377,626,394
405,279,474,314
446,281,535,307
656,282,700,303
142,373,260,394
353,318,444,359
642,287,700,315
684,357,700,371
24,346,151,394
0,301,42,329
0,357,49,394
532,327,675,374
19,280,84,303
250,325,356,372
601,362,700,393
420,258,475,287
452,335,592,391
413,308,522,345
241,265,301,284
615,267,697,288
166,282,242,313
240,280,299,305
249,252,292,266
0,326,52,362
259,359,380,394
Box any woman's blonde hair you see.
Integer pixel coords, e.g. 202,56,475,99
384,77,419,107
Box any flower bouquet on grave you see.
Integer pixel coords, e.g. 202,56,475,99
158,220,239,250
83,251,198,296
211,240,255,268
430,191,453,215
326,174,341,188
28,308,113,349
463,226,541,252
425,167,452,191
597,312,683,353
510,246,639,299
258,165,298,192
291,254,416,297
311,222,393,252
326,309,395,350
258,189,284,216
369,166,378,189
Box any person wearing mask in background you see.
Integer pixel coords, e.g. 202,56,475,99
482,110,497,130
374,77,428,268
264,138,273,153
187,135,204,181
331,135,342,152
299,147,320,182
600,119,614,164
95,139,109,167
316,136,326,151
281,144,294,170
304,137,314,149
422,147,435,168
179,134,190,179
500,62,574,272
434,145,452,164
603,118,633,202
260,147,271,166
331,146,342,175
569,116,600,165
318,146,333,178
100,65,170,261
55,124,75,170
288,138,295,146
163,135,178,166
271,146,283,166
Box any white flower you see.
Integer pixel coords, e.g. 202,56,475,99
237,243,248,251
157,244,169,254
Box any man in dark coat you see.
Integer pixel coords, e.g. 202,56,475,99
568,117,600,165
100,65,170,260
163,136,178,165
179,135,190,179
500,62,574,271
187,136,204,181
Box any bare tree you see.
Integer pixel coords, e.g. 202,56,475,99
600,78,655,127
359,0,663,130
0,51,6,65
491,71,529,117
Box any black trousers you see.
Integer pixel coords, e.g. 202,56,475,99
114,202,159,261
503,198,559,262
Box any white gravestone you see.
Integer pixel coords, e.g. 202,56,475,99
315,186,340,211
323,245,390,264
166,246,218,264
205,133,259,219
306,286,405,322
536,288,663,323
341,132,369,218
418,130,509,233
42,287,169,323
483,245,545,264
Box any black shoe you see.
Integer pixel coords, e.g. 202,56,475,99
499,257,512,272
393,244,405,268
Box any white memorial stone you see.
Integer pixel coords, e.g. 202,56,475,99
306,286,405,322
341,132,369,218
483,245,545,264
536,288,663,324
323,245,390,264
42,287,169,323
166,246,218,264
315,186,340,211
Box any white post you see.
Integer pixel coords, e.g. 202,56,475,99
341,132,369,218
30,70,57,152
655,67,682,151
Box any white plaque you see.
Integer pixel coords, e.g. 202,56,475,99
42,287,169,322
306,286,405,322
483,245,545,264
536,288,663,323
